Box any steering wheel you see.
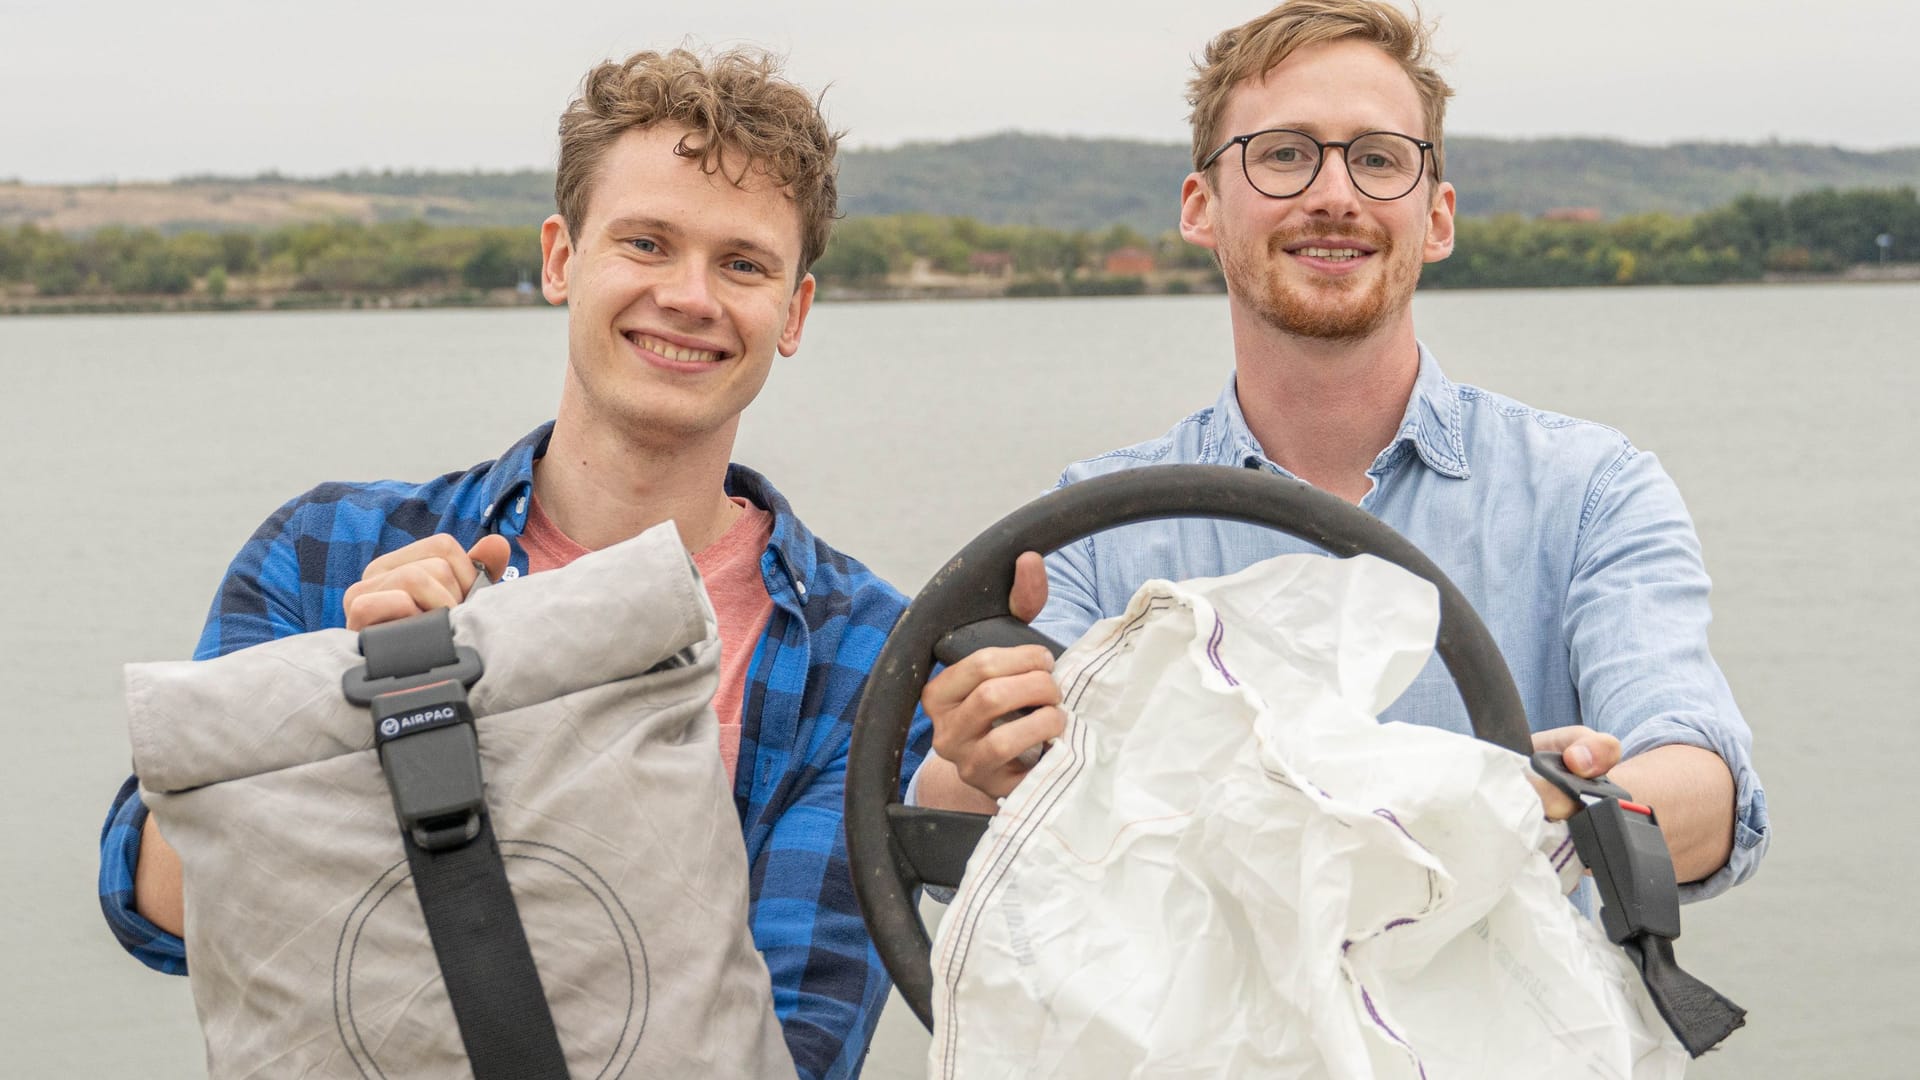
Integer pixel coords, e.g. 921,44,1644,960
846,464,1530,1030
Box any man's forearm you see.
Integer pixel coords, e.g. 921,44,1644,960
135,813,186,937
1607,743,1736,885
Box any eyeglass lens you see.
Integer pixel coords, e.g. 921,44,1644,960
1242,130,1425,200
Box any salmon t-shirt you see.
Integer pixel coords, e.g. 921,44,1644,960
519,494,775,786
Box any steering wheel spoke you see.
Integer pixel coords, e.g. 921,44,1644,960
888,805,993,889
934,616,1066,664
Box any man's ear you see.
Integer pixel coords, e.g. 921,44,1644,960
1423,181,1456,263
1179,172,1219,252
778,273,816,357
540,214,574,305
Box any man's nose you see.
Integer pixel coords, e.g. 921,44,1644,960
1297,147,1364,216
655,258,722,319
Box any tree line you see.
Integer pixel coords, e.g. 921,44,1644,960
1426,187,1919,288
0,219,537,300
0,186,1912,305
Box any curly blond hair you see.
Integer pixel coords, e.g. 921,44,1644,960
1188,0,1451,184
556,47,841,280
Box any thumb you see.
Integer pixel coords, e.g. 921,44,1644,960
467,534,513,585
1008,551,1049,623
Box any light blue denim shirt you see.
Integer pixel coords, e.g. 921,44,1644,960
1034,345,1767,902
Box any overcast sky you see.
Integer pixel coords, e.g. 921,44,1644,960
3,0,1914,183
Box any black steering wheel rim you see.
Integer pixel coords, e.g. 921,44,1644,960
847,464,1528,1030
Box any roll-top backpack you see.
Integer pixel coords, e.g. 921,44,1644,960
128,522,794,1078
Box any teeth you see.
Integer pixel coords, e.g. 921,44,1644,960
1298,247,1364,260
633,333,723,363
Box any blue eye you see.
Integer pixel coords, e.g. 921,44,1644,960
726,259,762,275
631,238,660,253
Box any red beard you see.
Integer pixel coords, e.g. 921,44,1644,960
1222,221,1419,341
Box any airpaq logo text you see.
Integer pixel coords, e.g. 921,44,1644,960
380,704,462,740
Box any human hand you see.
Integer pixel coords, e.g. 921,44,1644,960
1528,725,1623,820
342,533,512,631
920,552,1060,799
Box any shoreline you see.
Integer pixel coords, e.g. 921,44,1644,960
2,264,1914,317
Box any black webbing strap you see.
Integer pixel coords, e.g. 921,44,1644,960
1532,753,1747,1056
1623,936,1747,1057
344,607,571,1080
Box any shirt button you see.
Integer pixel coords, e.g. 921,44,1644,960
501,566,521,581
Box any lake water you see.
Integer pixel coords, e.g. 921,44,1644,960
3,283,1914,1078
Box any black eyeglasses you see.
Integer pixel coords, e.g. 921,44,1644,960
1200,128,1435,201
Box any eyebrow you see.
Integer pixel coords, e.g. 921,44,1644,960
1262,122,1423,139
601,215,787,268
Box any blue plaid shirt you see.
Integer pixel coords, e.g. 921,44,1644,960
98,421,930,1080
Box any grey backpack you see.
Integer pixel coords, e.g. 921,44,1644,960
128,523,794,1078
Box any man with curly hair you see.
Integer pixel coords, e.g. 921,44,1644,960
98,47,926,1079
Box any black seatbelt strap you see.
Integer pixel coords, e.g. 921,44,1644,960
1532,752,1747,1057
343,605,571,1080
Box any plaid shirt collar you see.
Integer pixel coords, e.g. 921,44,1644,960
477,421,821,603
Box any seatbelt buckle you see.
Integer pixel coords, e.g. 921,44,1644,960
369,679,486,852
1531,751,1682,944
342,608,492,853
342,607,486,705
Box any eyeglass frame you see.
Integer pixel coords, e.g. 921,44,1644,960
1198,128,1439,201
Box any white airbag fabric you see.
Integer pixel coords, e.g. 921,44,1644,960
930,553,1685,1079
128,522,794,1079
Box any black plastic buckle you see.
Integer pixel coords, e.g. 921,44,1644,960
1531,751,1681,944
343,608,489,853
342,608,485,705
370,681,486,851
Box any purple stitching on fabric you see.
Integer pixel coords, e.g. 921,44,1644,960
1206,614,1239,686
1370,807,1433,855
1346,915,1418,959
1359,985,1428,1078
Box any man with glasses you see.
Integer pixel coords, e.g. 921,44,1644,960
914,0,1767,902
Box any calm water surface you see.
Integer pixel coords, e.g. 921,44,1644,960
3,283,1913,1078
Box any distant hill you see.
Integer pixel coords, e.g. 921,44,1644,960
840,133,1920,229
840,132,1193,233
1450,137,1920,219
4,133,1915,236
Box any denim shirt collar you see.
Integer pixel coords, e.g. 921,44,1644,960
1213,342,1470,480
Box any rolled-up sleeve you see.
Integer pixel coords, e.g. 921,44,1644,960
1565,447,1769,901
98,497,310,973
97,776,188,974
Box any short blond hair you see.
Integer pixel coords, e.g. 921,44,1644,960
1188,0,1451,183
555,47,841,280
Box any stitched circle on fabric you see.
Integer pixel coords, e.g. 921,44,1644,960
331,840,649,1079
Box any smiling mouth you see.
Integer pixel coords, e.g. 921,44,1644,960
627,332,729,363
1288,245,1372,261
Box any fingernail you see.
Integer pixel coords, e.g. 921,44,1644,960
1570,745,1594,773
